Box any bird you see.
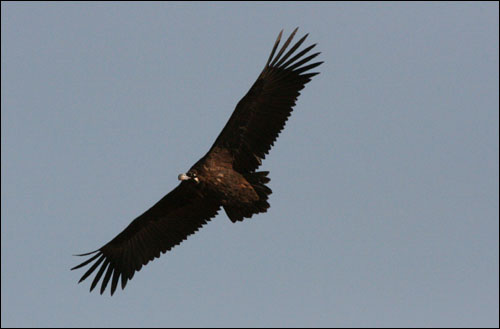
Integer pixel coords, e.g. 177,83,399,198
72,28,322,295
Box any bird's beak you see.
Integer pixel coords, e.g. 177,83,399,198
178,173,190,181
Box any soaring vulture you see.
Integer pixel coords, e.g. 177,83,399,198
72,28,322,295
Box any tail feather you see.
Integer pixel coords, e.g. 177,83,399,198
224,171,272,222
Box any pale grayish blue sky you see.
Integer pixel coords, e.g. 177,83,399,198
1,2,498,327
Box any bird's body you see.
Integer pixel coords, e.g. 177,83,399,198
72,28,322,295
186,146,271,222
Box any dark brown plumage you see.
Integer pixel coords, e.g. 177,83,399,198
72,28,322,295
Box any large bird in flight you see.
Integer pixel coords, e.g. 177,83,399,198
72,28,322,295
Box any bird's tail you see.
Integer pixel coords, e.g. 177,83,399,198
224,171,272,222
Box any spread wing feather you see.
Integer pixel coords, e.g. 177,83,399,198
209,27,323,172
71,182,220,295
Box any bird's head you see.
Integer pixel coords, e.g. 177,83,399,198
178,171,200,184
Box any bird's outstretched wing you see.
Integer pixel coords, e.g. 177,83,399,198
71,182,220,295
209,28,323,172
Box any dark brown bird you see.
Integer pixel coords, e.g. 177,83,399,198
72,28,322,295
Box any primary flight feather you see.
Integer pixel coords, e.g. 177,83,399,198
72,28,323,295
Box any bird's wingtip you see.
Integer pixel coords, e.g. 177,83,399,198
73,249,99,257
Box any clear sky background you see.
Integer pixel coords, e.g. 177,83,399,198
1,2,498,328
